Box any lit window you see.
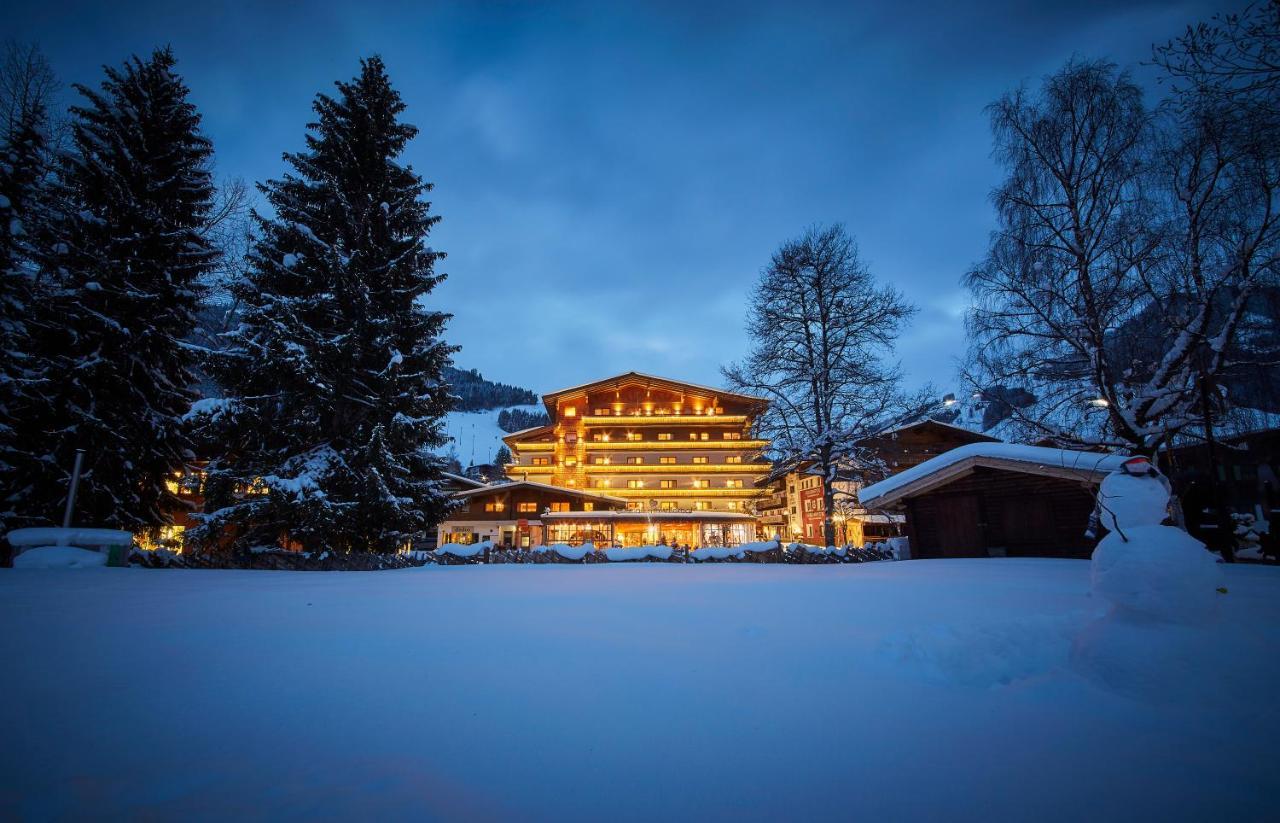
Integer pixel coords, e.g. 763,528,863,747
657,433,672,441
592,433,606,441
626,432,642,441
583,502,594,512
689,432,699,440
626,456,644,465
659,480,676,489
725,456,742,464
699,432,709,441
694,501,709,510
563,407,576,418
724,432,741,440
659,457,676,465
485,502,504,512
594,408,610,415
517,502,537,513
692,456,708,464
595,479,611,488
660,501,677,510
550,502,571,512
726,480,744,488
593,457,609,465
692,479,709,489
564,458,577,467
726,501,739,510
627,480,645,489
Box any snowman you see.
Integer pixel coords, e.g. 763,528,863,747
1089,456,1223,624
1073,457,1225,698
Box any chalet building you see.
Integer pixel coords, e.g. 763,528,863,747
858,443,1127,559
500,373,771,547
437,480,629,547
855,419,999,474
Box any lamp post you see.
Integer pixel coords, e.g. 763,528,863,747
61,449,85,529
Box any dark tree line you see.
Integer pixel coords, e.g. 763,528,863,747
1,45,460,554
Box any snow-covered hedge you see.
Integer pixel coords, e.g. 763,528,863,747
604,544,675,562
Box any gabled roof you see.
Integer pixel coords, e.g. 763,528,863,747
858,443,1127,509
449,479,627,505
502,424,555,446
864,417,1000,442
442,471,487,489
539,372,767,415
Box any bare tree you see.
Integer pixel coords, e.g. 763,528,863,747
0,41,59,141
966,59,1165,451
1153,0,1280,115
724,224,920,547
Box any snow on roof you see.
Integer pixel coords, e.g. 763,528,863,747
449,479,627,504
858,443,1128,508
502,424,555,443
868,417,1000,441
441,471,487,489
541,372,767,404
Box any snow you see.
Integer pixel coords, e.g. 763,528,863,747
2,561,1278,819
859,443,1128,505
435,404,543,465
533,542,595,560
1074,465,1227,699
10,546,108,568
435,540,491,558
603,544,673,561
5,527,134,548
690,545,743,560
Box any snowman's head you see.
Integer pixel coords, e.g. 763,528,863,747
1098,459,1171,532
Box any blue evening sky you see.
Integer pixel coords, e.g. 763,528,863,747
8,0,1238,396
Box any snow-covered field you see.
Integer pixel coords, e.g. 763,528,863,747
2,560,1277,821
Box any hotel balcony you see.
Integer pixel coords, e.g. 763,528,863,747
580,464,770,474
581,439,769,450
579,414,749,426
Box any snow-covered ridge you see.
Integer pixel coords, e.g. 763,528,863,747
859,443,1127,506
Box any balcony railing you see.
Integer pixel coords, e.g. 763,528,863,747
581,464,769,474
580,414,748,426
582,440,768,450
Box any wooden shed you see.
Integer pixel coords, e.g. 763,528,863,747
858,444,1127,560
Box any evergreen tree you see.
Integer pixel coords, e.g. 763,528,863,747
196,56,457,554
0,49,54,533
33,48,217,529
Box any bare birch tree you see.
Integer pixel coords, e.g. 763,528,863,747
724,224,920,548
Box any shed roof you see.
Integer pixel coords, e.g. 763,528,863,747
857,443,1126,509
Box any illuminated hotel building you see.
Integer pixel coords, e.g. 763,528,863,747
500,373,772,547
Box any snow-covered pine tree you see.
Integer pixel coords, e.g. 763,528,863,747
0,48,55,533
195,56,457,554
32,48,217,529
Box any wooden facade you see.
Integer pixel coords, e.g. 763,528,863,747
903,467,1099,559
439,481,627,548
504,373,771,515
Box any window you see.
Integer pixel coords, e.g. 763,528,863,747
583,502,594,512
594,408,610,415
563,407,576,418
484,502,504,512
564,458,577,467
626,456,644,465
725,501,739,511
626,502,643,511
659,456,676,465
659,480,676,489
691,479,709,489
725,456,742,464
660,501,677,510
726,480,743,489
517,502,537,513
724,432,741,440
699,432,709,440
689,432,699,440
626,432,642,441
532,457,550,466
694,500,709,510
592,433,606,441
593,457,609,465
657,433,672,441
627,480,645,489
550,502,571,512
595,479,611,488
692,456,708,464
